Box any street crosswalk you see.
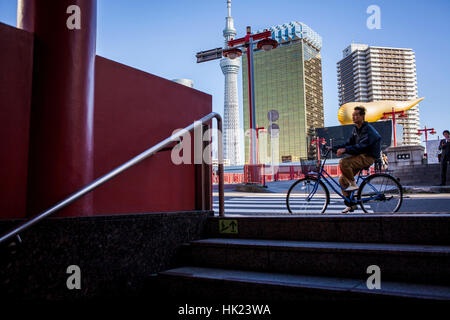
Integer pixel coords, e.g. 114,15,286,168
213,195,371,215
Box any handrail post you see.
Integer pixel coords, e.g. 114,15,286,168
214,114,225,217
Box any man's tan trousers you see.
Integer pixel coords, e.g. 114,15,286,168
339,154,375,196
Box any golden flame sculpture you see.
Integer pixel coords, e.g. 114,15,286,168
337,98,424,125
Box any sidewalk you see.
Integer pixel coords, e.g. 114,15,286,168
214,180,450,194
402,185,450,194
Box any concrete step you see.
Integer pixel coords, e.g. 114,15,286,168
203,215,450,244
181,238,450,285
156,266,450,302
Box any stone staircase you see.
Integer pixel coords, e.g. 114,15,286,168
154,215,450,302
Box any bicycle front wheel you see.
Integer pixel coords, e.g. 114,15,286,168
286,177,330,214
357,173,403,213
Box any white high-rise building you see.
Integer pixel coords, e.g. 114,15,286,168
337,44,420,145
220,0,241,165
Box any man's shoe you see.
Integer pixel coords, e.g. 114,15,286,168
342,205,357,213
344,182,359,192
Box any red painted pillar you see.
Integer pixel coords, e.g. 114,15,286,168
392,108,397,147
246,46,253,166
18,0,96,217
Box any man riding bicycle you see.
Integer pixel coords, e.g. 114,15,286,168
330,106,382,213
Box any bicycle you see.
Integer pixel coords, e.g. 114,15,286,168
286,149,403,214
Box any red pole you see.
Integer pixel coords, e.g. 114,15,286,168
311,137,325,163
316,138,321,161
247,47,253,165
424,126,428,156
382,108,408,147
255,127,265,165
229,28,275,166
418,126,435,157
256,129,259,164
392,108,397,147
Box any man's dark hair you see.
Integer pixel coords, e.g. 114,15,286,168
444,130,449,135
354,106,366,116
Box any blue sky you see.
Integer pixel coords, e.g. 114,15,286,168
1,0,449,144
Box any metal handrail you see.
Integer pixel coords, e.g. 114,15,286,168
0,112,224,244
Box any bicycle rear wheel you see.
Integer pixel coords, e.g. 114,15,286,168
357,173,403,213
286,177,330,214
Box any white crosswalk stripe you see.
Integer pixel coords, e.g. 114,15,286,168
212,196,372,214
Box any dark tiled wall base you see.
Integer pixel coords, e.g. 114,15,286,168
392,164,450,185
0,211,212,302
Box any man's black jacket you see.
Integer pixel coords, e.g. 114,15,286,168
439,139,450,159
333,121,381,159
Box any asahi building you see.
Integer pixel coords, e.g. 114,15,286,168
242,22,325,163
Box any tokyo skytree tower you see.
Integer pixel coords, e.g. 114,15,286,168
220,0,241,165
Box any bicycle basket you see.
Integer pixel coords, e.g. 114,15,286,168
299,158,320,175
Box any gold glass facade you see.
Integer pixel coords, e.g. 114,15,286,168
242,40,324,163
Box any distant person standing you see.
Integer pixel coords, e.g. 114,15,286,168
382,152,388,171
374,151,383,172
439,130,450,186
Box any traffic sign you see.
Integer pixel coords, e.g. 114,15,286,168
196,48,223,63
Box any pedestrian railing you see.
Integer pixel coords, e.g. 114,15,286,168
0,112,224,244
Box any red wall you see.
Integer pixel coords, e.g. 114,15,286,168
0,24,212,219
93,56,212,214
0,23,34,219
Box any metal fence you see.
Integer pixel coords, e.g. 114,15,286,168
212,164,376,185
